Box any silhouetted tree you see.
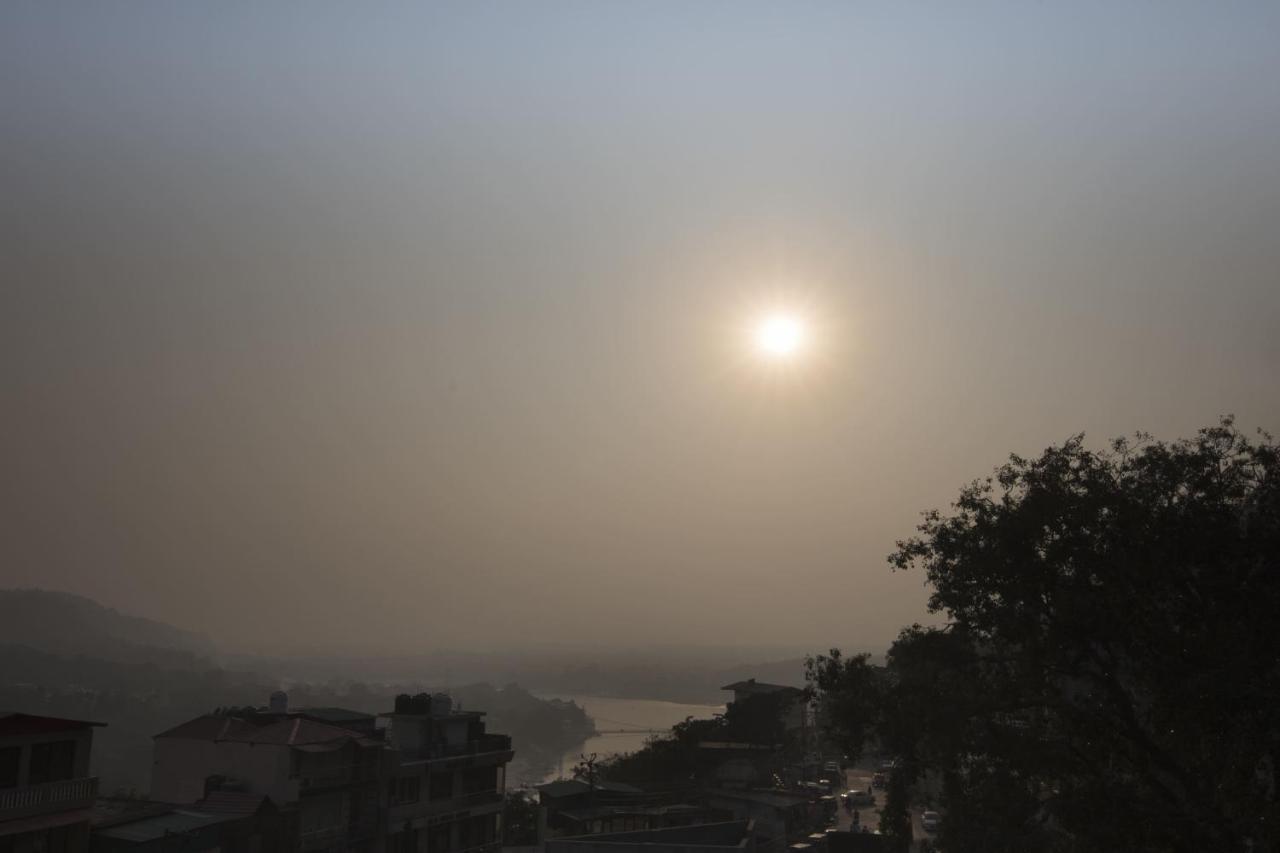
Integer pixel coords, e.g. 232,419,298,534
502,790,540,845
812,420,1280,853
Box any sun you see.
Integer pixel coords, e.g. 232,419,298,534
752,312,807,360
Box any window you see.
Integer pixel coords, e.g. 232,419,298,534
28,741,75,785
429,771,453,800
31,826,73,853
462,766,497,794
391,775,420,805
0,747,19,788
388,828,418,853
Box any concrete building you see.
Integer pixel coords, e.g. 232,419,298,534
718,682,807,736
151,708,385,853
0,712,105,853
545,819,756,853
150,692,514,853
379,693,514,853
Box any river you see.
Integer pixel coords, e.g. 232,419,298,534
533,694,724,783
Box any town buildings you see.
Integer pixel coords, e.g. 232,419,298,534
149,692,513,853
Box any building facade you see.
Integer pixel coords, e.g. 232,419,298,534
379,693,513,853
149,693,513,853
0,713,104,853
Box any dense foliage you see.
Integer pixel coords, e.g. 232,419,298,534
503,790,540,846
810,420,1279,852
594,693,799,789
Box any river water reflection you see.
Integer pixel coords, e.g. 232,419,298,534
536,694,725,782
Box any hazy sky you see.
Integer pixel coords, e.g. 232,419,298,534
4,1,1279,656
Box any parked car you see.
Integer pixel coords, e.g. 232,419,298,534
921,811,941,832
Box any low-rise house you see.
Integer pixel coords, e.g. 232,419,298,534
89,792,287,853
700,790,812,853
535,780,643,835
0,712,104,853
718,682,807,738
150,691,515,853
151,712,383,852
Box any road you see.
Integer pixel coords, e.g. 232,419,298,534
833,763,936,850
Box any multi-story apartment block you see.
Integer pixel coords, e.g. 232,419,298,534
379,693,513,853
0,713,104,853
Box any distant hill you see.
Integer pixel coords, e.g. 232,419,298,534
0,589,215,668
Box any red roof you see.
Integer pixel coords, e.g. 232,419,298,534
154,714,368,747
153,716,257,741
219,717,367,746
0,712,105,736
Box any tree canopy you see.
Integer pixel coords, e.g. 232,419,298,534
810,420,1279,853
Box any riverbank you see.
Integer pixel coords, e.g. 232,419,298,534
515,693,725,786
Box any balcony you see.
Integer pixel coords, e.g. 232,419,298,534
422,735,514,767
298,825,348,852
0,777,98,820
426,789,503,816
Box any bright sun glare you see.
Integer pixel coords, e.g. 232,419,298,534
753,313,807,360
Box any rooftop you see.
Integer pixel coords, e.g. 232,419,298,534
559,804,706,822
296,707,376,725
153,713,376,747
719,679,802,694
702,788,812,809
93,809,235,843
0,711,106,735
536,779,643,798
192,791,272,816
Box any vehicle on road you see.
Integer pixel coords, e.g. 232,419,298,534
841,789,875,806
921,811,941,833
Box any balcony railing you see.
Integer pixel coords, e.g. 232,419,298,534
0,777,98,815
450,841,502,853
423,735,514,762
426,789,503,815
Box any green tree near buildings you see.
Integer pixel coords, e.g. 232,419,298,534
809,420,1279,853
502,790,540,846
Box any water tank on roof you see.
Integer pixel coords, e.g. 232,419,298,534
411,693,431,715
269,691,288,713
394,693,413,714
431,693,452,715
